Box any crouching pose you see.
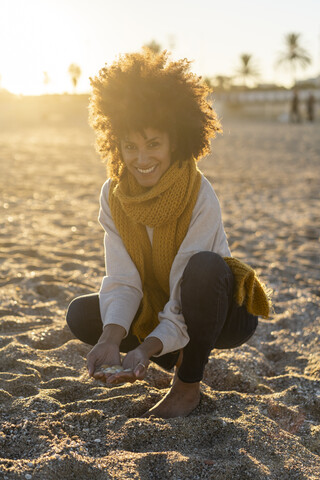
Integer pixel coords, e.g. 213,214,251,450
66,49,270,418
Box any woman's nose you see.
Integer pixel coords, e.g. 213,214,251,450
136,149,149,164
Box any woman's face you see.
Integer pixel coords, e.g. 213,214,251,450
120,128,172,187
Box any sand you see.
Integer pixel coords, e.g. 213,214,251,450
0,107,319,479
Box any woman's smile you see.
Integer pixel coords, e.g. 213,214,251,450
136,165,157,174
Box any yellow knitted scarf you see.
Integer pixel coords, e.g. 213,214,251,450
223,257,271,319
109,160,272,341
109,158,202,340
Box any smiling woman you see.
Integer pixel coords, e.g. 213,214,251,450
66,48,270,419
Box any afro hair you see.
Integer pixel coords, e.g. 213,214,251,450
89,48,222,179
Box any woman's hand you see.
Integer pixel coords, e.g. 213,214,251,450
104,347,149,385
87,341,121,381
123,347,150,379
87,324,126,382
106,336,163,385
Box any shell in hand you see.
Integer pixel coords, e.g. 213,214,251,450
99,364,123,374
98,364,132,374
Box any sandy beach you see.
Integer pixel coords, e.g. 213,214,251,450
0,102,319,479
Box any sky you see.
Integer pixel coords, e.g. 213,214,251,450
0,0,319,95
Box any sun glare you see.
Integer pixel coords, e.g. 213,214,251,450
0,0,318,95
0,0,116,95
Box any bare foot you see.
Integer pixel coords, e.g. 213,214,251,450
142,378,200,419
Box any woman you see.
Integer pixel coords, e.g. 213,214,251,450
66,49,270,418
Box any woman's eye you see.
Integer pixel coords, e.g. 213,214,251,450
125,144,136,150
148,142,159,148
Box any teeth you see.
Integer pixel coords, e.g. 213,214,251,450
137,166,156,174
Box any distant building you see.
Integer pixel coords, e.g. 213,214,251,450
211,83,320,121
296,75,320,88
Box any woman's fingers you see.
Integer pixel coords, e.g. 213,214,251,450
92,371,113,383
109,362,148,383
133,362,147,379
90,354,149,385
86,342,122,377
107,370,136,384
105,365,148,384
91,369,136,385
94,369,146,386
87,356,96,377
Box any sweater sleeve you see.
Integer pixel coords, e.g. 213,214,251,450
98,180,143,336
145,176,231,356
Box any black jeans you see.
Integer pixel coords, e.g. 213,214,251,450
66,252,258,383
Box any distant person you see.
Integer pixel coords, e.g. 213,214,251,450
66,49,270,418
306,92,315,122
290,89,301,123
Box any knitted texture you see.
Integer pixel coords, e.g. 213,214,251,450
224,257,271,318
109,158,202,340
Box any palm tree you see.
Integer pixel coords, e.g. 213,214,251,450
143,40,162,54
213,75,233,91
235,54,259,87
43,71,50,92
68,63,82,92
276,33,311,86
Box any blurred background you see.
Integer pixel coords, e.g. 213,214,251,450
0,0,319,125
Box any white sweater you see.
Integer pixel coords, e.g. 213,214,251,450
98,174,231,356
